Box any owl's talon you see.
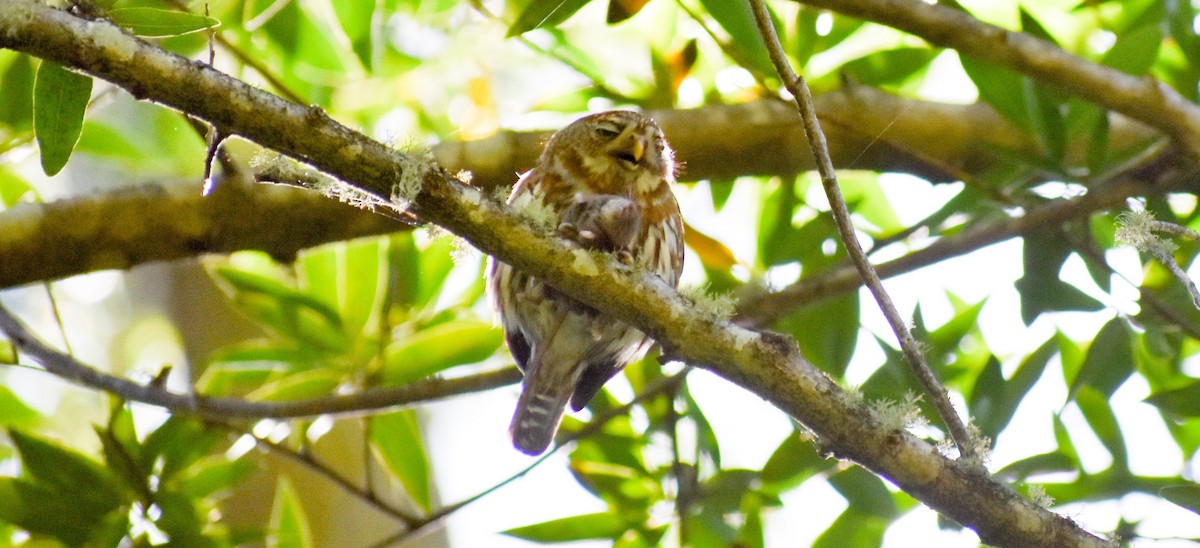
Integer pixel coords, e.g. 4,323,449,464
557,222,579,241
616,250,634,265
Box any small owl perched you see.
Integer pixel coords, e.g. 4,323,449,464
486,111,684,455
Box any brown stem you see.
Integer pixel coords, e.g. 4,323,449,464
748,0,978,460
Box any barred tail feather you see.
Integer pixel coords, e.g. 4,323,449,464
510,386,571,455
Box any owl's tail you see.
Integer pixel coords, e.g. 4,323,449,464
509,380,573,456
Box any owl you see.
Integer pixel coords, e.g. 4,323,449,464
486,111,684,455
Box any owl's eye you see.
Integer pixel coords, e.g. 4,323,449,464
594,123,621,138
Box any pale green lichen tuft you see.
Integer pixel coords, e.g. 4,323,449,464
508,192,558,233
868,391,928,433
681,285,737,321
1116,209,1177,255
1025,484,1054,508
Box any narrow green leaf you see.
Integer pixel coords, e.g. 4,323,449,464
33,61,92,176
246,368,343,401
995,451,1076,480
268,478,313,548
682,387,721,469
0,386,39,428
841,48,936,87
813,508,887,548
216,267,349,353
1146,380,1200,417
1068,318,1133,400
1016,228,1104,324
960,56,1031,131
380,320,503,386
1161,484,1200,515
8,429,125,506
778,290,859,377
0,53,35,131
1101,24,1162,75
736,491,765,548
829,466,897,518
1075,385,1128,470
976,337,1054,438
370,410,431,512
503,512,627,542
108,7,220,37
507,0,594,37
697,0,777,76
760,431,828,494
176,455,256,500
0,166,38,208
331,0,375,68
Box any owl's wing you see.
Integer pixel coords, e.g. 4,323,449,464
506,328,532,372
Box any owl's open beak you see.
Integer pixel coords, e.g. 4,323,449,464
612,135,646,168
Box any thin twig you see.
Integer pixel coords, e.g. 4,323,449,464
367,371,689,548
0,301,520,418
1150,220,1200,241
748,0,978,461
164,0,306,104
208,420,422,527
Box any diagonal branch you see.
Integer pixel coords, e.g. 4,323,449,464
794,0,1200,158
0,3,1108,545
749,0,978,461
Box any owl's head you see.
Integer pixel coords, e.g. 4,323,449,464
542,110,676,195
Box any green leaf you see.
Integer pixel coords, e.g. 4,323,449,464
142,416,223,482
974,337,1054,439
8,429,125,507
569,458,660,509
0,477,120,546
698,0,777,76
176,455,256,500
1145,380,1200,417
1101,24,1162,75
778,291,859,377
0,53,35,131
1161,484,1200,515
1075,385,1128,471
760,431,829,494
682,387,721,469
0,386,39,428
331,0,375,68
813,508,887,548
33,61,92,176
370,410,431,512
268,478,313,548
153,489,210,546
829,466,897,518
960,56,1031,131
246,368,343,401
1015,228,1104,324
1067,318,1133,401
503,512,627,542
216,267,349,353
108,7,220,37
380,320,503,386
507,0,594,37
841,47,937,87
298,238,386,339
0,166,37,208
996,451,1076,480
